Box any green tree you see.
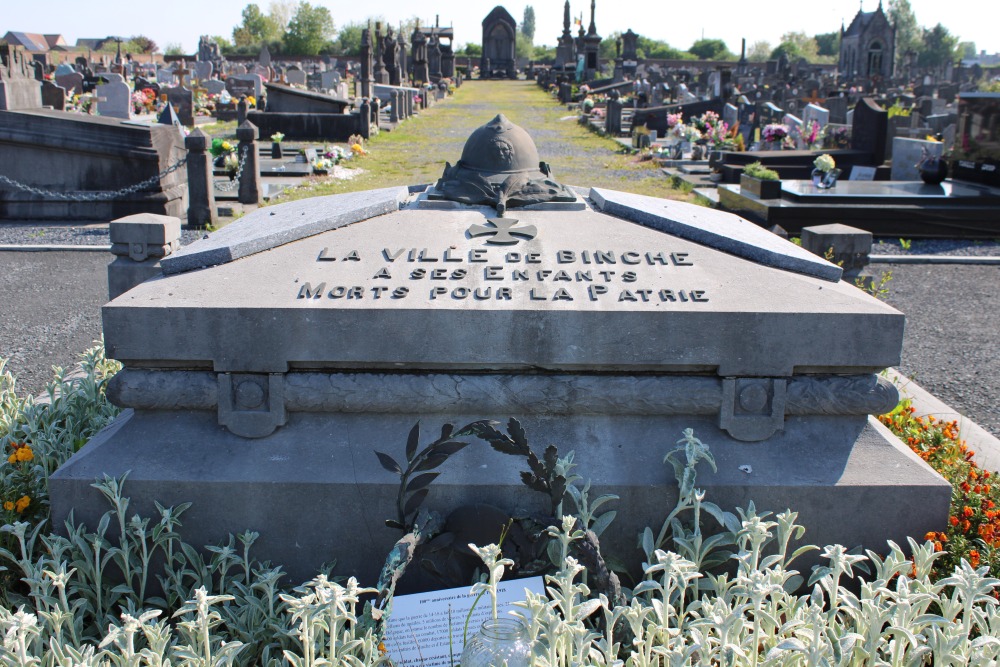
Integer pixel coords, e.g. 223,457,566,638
814,31,840,57
335,23,364,56
164,43,185,56
917,23,958,70
748,40,771,61
888,0,920,67
284,2,335,55
688,38,732,60
957,41,977,60
521,6,536,41
515,30,534,61
770,32,819,62
635,35,690,60
233,4,281,47
459,43,482,57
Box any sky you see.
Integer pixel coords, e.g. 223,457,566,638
3,0,996,58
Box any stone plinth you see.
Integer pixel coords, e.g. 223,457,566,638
52,186,949,585
107,213,182,300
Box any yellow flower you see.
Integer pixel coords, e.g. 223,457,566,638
15,496,29,513
221,141,232,152
15,446,33,462
351,143,364,155
7,454,14,464
3,501,13,511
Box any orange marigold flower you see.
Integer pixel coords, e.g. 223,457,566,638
925,531,937,541
963,506,975,518
961,520,972,532
933,541,943,552
14,496,30,513
14,447,33,462
961,482,972,493
969,550,981,567
950,516,960,526
2,501,12,511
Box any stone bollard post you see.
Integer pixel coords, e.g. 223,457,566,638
606,99,623,136
389,91,400,123
358,99,371,139
236,120,262,205
184,128,218,229
801,223,874,285
107,213,182,300
237,96,249,125
371,97,381,130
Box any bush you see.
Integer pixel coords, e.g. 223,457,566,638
742,160,780,180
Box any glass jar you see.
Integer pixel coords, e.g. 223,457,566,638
460,618,531,667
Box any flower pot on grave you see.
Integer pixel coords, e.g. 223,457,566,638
271,142,283,159
919,159,948,185
740,173,782,199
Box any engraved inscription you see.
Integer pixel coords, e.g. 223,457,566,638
298,246,709,306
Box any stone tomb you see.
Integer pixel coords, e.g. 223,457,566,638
52,184,948,583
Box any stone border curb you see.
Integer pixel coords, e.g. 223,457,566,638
0,245,111,252
887,368,1000,473
871,255,1000,265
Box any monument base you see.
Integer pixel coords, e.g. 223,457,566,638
51,409,950,586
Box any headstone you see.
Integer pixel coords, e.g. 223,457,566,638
203,79,226,95
193,61,213,83
233,64,248,76
55,71,84,94
163,85,194,126
0,45,43,110
157,69,175,85
824,97,848,124
95,73,131,120
286,67,306,86
135,77,160,98
802,103,829,130
759,102,783,125
226,75,262,100
851,98,889,163
891,138,943,180
722,103,738,129
321,70,341,90
259,45,271,68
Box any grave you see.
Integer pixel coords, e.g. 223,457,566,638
163,85,194,126
51,116,948,584
247,84,367,141
95,73,131,120
717,178,1000,237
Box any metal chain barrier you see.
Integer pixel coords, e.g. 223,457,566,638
215,146,249,193
0,156,188,202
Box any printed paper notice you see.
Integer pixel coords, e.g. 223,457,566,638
383,576,545,667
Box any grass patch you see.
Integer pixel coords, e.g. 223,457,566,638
269,81,695,205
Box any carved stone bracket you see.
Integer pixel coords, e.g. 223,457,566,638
719,378,787,442
217,373,286,438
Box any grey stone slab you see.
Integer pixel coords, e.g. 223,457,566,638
50,409,949,585
161,186,409,274
589,187,843,282
202,79,226,95
891,138,943,181
95,74,130,120
109,206,901,376
109,213,181,246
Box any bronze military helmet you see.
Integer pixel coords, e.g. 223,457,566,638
458,114,541,174
432,114,577,214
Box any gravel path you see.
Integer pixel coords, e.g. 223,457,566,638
1,81,998,442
